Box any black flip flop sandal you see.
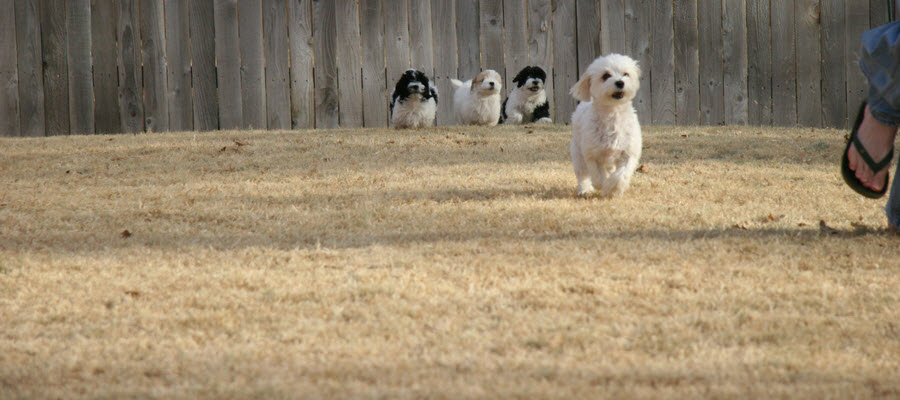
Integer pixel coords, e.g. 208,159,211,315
841,102,894,199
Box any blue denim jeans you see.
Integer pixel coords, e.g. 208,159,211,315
860,22,900,226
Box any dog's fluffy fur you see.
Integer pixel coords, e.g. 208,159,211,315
390,69,438,129
450,70,502,126
501,66,551,124
569,54,642,197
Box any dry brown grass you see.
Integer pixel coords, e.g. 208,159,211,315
2,123,900,399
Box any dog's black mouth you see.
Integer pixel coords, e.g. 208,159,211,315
529,86,540,92
612,92,624,99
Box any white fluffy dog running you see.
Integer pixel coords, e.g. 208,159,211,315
450,70,503,126
569,54,642,198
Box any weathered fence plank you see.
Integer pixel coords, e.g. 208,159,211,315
15,0,44,137
846,2,870,125
117,0,143,133
821,0,846,128
746,0,772,126
529,0,553,120
289,0,314,129
871,0,890,29
552,0,577,124
141,0,168,132
264,0,291,130
190,0,219,131
771,0,797,126
601,0,626,56
1,0,19,137
456,0,481,81
360,0,387,127
384,0,410,103
432,0,458,126
336,0,363,127
625,0,651,121
575,0,600,76
41,0,70,135
408,1,434,76
698,0,724,125
215,0,243,130
239,0,266,129
796,0,822,128
674,0,699,125
480,0,504,74
723,0,747,125
67,0,94,134
503,0,528,93
165,0,192,132
91,0,120,134
650,0,675,125
313,0,338,129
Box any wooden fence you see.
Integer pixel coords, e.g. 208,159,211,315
0,0,896,136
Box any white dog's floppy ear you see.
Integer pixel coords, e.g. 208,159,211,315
570,74,592,102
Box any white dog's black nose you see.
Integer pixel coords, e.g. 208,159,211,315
615,80,624,89
489,82,495,88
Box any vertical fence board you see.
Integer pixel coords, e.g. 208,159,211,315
336,0,363,127
0,0,19,136
503,0,528,92
40,0,70,135
625,0,651,122
67,0,94,134
289,0,314,129
552,0,577,124
821,0,846,128
480,0,504,74
313,0,338,129
215,0,242,129
674,0,699,125
846,2,870,125
384,0,410,93
601,0,625,55
746,0,772,126
723,0,747,125
698,0,723,125
190,0,218,131
575,0,600,75
15,0,44,137
796,0,822,127
117,0,143,133
650,0,675,125
141,0,168,132
771,0,797,126
408,1,434,75
529,0,553,120
456,0,481,80
264,0,291,130
432,0,457,126
91,0,120,134
871,0,889,28
165,0,192,132
360,0,387,127
239,0,266,129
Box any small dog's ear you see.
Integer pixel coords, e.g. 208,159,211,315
570,74,592,102
471,72,484,92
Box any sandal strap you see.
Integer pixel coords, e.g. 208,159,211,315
851,132,894,173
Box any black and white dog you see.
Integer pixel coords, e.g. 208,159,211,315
390,69,438,129
501,66,552,124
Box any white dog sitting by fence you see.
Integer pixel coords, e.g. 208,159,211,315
450,70,503,126
569,54,642,198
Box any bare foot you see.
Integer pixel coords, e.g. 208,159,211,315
848,105,897,192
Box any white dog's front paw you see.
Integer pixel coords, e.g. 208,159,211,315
535,117,552,124
506,113,523,124
600,178,629,198
576,182,595,197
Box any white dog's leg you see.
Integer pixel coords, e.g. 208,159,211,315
600,156,639,198
571,141,594,196
506,111,524,124
535,117,552,124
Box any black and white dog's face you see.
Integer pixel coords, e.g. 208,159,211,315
391,69,438,110
512,66,547,93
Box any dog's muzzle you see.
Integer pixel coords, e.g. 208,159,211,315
528,85,541,92
612,91,624,99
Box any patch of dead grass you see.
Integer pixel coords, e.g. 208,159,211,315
1,124,899,399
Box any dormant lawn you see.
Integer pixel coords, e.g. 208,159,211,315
1,124,899,398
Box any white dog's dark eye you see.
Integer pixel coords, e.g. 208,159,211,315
602,72,612,81
623,72,630,77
